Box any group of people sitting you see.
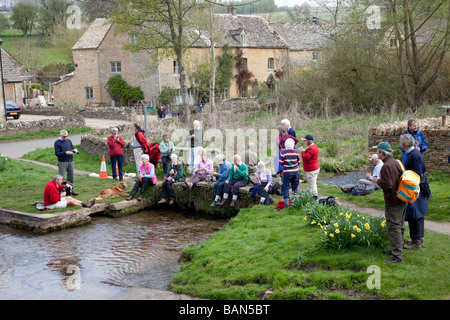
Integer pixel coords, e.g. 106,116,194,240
43,118,320,210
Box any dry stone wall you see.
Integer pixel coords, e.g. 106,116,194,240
368,117,450,173
0,116,85,136
81,124,135,165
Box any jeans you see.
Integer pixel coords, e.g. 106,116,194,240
214,180,226,196
282,171,299,200
223,179,248,196
110,155,123,180
257,182,273,205
161,180,174,198
130,177,154,197
161,155,170,175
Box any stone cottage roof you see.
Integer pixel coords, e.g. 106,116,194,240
270,22,331,51
1,48,32,83
72,18,112,50
200,14,288,48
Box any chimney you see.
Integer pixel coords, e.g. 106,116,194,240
228,5,236,16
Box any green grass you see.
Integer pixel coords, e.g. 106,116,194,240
0,127,94,143
0,158,127,213
0,30,71,66
21,145,137,176
317,171,450,222
170,204,450,300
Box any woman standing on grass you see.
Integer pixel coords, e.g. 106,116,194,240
107,128,125,181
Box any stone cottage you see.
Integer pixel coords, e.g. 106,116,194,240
52,14,329,108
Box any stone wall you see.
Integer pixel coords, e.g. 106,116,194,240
368,117,450,173
0,116,85,136
81,124,135,164
22,105,134,121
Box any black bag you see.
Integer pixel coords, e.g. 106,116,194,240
318,196,338,207
271,181,283,196
62,181,74,196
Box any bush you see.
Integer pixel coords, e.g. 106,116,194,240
107,75,144,106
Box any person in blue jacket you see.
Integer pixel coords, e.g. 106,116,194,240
400,134,428,250
54,129,79,195
400,119,428,163
210,154,232,207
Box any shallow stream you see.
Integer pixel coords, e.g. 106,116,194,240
0,209,227,300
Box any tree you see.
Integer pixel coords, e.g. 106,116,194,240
0,14,10,33
38,0,73,39
11,2,38,36
109,0,204,122
386,0,450,112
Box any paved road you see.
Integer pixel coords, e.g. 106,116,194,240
0,116,133,158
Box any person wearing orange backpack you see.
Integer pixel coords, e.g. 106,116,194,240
372,141,406,263
400,134,428,250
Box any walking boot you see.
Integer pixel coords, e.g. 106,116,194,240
211,201,217,208
82,198,95,208
217,198,228,206
157,198,167,204
340,187,352,193
137,194,144,201
126,195,134,201
169,198,174,205
230,200,236,207
404,239,421,249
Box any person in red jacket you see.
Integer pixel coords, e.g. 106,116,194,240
44,175,95,208
133,123,150,173
108,128,126,181
299,135,320,199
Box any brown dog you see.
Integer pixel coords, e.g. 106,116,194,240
95,181,127,200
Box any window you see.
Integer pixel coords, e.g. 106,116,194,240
85,87,93,101
268,58,274,70
129,33,138,44
240,32,247,46
223,87,229,101
390,38,397,47
110,61,121,73
241,85,248,99
312,52,319,60
242,58,248,70
173,60,179,75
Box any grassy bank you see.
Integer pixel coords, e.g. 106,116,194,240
170,202,450,300
0,158,127,213
318,171,450,222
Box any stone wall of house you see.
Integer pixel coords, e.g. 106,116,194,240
0,116,85,136
368,117,450,173
54,49,99,107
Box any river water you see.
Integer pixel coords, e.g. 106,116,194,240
0,209,227,300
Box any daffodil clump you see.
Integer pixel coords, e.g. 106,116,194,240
0,154,8,171
297,193,389,251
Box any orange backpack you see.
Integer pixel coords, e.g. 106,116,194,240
396,160,420,203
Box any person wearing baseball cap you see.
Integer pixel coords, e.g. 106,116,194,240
372,141,406,263
299,134,320,199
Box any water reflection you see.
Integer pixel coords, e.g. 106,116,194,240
0,209,227,300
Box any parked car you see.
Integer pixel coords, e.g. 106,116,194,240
5,99,21,119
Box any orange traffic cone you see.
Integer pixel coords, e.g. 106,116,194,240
99,155,108,179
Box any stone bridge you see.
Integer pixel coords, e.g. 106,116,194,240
0,181,268,233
